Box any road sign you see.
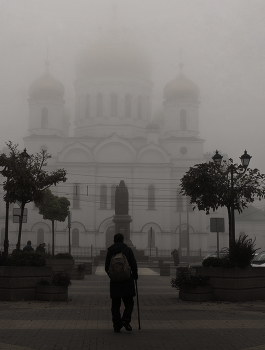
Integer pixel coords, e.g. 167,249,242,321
68,211,71,228
210,218,225,259
210,218,225,232
13,208,28,223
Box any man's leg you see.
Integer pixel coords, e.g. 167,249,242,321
121,296,134,331
111,297,122,331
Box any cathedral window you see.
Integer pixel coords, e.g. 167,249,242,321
100,184,107,209
180,109,187,131
41,107,48,128
73,184,80,209
125,94,131,118
111,185,116,209
96,93,103,118
176,188,183,212
85,94,90,119
147,228,155,248
147,96,150,120
148,184,155,210
72,228,79,247
110,93,118,118
37,228,44,245
137,95,142,119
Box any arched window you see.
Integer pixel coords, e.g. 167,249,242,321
180,230,188,248
72,228,79,247
176,188,183,212
147,96,150,120
106,226,115,248
73,184,80,209
180,109,187,131
41,107,48,128
125,94,132,118
37,228,44,245
85,94,90,119
111,185,116,210
110,93,118,118
96,93,103,118
148,185,155,210
147,228,155,248
100,185,107,209
137,95,142,119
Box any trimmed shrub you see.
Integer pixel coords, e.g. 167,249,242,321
54,253,73,260
52,272,71,287
171,267,209,290
5,252,46,266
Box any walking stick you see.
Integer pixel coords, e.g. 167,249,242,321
135,279,141,330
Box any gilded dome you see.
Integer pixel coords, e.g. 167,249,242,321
163,65,200,101
29,62,65,99
75,31,151,79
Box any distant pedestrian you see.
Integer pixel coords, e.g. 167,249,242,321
36,243,46,254
23,240,34,252
171,248,180,266
105,233,138,332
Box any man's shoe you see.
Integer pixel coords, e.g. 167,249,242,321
113,323,123,332
122,321,132,331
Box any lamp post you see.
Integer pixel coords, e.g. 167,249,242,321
212,150,252,249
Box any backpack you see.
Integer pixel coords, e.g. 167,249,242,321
108,248,131,282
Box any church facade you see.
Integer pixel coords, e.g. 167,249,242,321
0,29,235,256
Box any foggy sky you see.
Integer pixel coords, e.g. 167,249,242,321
1,0,265,175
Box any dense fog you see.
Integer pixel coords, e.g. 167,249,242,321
1,0,265,173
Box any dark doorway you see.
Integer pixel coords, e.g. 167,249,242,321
106,226,115,248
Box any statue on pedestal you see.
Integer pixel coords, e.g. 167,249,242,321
113,180,133,247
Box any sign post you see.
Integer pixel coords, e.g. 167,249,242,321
210,218,225,258
68,211,71,255
149,227,152,267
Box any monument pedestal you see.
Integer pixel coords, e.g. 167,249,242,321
112,214,133,247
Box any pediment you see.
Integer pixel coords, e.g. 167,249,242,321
58,141,93,163
93,134,136,163
136,143,170,163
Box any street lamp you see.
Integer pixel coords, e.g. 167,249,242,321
212,150,252,249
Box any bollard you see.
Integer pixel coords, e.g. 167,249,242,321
94,257,99,266
84,262,92,275
160,263,170,276
158,259,164,268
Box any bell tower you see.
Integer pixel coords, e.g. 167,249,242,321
27,61,66,136
163,63,200,138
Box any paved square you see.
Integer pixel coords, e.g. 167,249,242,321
0,267,265,349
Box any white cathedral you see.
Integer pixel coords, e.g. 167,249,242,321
3,27,263,257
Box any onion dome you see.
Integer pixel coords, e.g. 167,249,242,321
146,121,160,131
75,31,151,79
28,61,65,98
163,63,200,101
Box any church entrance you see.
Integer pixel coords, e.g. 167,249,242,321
106,226,115,248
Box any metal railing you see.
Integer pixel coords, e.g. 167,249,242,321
3,244,214,261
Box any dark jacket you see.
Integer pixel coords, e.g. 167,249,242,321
23,245,34,252
105,242,138,298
